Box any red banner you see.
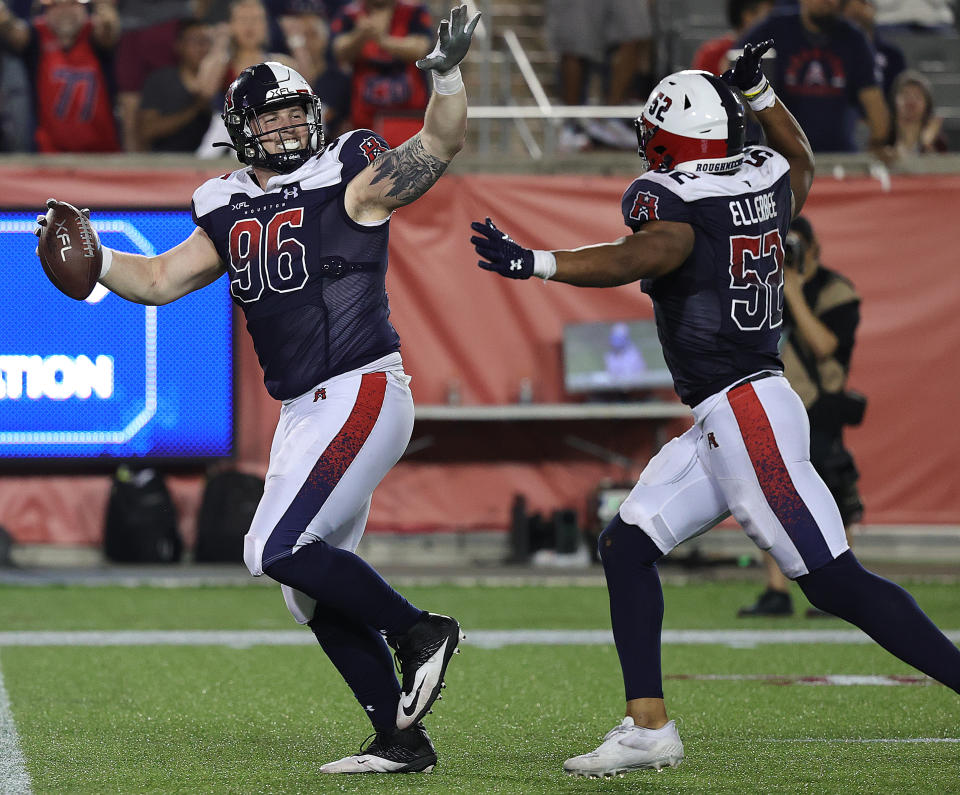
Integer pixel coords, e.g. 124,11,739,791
2,170,957,548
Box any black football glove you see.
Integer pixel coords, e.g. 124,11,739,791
470,218,534,279
417,4,481,73
722,39,774,96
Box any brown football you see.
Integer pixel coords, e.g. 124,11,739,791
37,200,102,300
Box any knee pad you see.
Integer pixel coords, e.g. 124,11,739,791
282,584,317,625
598,514,663,567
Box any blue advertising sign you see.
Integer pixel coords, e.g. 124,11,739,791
0,210,233,460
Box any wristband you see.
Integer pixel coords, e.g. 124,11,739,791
99,246,113,280
532,249,556,280
743,75,776,112
432,66,463,96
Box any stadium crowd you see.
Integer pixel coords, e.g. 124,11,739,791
0,0,436,153
0,0,954,156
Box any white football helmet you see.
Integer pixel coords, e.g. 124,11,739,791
634,70,746,174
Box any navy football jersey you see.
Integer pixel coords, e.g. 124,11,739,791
193,129,401,400
621,146,793,407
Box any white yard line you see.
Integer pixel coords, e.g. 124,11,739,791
2,628,958,649
0,656,32,795
764,738,960,744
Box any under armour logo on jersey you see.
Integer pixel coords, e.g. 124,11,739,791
313,388,326,402
707,432,719,449
283,186,299,200
630,190,660,222
510,258,523,271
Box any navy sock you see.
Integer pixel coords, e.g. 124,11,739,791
264,540,423,636
797,551,960,694
308,607,400,731
599,515,666,700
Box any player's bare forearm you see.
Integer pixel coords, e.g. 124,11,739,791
756,100,814,215
552,224,693,287
420,86,467,162
100,229,224,305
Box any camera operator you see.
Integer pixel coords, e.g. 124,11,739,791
739,216,866,618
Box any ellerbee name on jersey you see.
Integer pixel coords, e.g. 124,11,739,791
729,191,778,226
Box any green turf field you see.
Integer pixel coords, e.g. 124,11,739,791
1,579,958,793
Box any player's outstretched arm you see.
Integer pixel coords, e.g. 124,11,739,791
470,218,693,287
345,5,479,223
35,201,224,304
722,41,814,217
98,228,226,305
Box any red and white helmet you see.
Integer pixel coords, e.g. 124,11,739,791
634,70,746,173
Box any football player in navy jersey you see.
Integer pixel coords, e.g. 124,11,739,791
37,4,480,775
471,42,960,778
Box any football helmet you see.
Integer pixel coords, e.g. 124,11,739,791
222,62,323,174
634,70,745,174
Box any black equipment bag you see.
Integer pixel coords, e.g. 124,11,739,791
103,468,182,563
194,470,264,563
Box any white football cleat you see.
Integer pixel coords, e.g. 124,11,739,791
563,717,684,777
390,613,464,729
320,723,437,774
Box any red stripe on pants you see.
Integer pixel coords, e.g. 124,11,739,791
263,372,388,568
727,382,832,570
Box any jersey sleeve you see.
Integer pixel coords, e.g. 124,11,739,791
845,25,880,91
621,177,694,232
337,129,392,182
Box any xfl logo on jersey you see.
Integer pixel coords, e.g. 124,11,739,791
360,136,389,163
630,190,660,222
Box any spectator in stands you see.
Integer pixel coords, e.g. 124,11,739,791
137,19,217,152
887,69,947,155
113,1,194,151
329,0,432,140
0,44,33,150
740,216,865,617
547,0,654,151
739,0,890,155
276,0,329,83
0,0,121,153
873,0,955,31
194,0,301,157
692,0,774,76
842,0,905,100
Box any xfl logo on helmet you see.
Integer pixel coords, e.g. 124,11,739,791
630,191,659,222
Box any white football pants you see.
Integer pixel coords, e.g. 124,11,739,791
243,355,414,623
619,372,849,578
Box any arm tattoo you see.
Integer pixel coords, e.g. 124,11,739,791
368,134,449,204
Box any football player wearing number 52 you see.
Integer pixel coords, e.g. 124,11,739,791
35,5,480,775
471,42,960,778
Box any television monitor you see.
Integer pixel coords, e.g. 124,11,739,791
0,209,233,462
563,319,673,393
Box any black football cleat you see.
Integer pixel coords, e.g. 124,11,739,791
320,722,437,773
390,613,464,729
737,588,794,617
